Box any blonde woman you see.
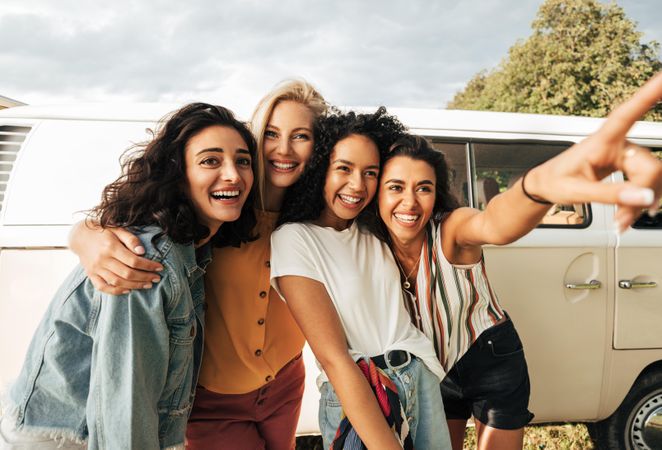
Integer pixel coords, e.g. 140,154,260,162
68,80,327,449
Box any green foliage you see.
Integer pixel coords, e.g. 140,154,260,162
477,169,510,192
448,0,662,121
463,424,594,449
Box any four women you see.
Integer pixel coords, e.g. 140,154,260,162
7,73,662,448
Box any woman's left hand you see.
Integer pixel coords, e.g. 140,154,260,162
525,72,662,232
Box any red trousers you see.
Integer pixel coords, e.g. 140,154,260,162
186,354,305,450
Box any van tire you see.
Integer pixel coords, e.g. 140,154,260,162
590,369,662,449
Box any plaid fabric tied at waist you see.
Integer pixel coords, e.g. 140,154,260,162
331,357,413,450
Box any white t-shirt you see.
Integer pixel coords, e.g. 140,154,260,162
270,221,445,387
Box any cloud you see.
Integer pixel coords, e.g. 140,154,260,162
0,0,659,112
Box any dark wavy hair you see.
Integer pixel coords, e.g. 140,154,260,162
90,102,258,247
360,134,461,242
277,107,407,226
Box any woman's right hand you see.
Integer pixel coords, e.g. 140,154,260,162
68,220,164,295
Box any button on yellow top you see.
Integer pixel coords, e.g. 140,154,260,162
198,210,305,394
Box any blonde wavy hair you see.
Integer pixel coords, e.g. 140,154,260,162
250,79,328,209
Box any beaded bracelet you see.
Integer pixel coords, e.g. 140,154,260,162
521,167,552,205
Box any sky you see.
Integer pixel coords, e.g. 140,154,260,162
1,0,660,118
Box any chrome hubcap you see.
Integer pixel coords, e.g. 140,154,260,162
630,390,662,449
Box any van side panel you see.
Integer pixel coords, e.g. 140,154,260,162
614,230,662,349
600,350,662,419
0,249,78,389
484,225,610,422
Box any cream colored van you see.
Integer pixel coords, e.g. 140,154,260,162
0,104,660,450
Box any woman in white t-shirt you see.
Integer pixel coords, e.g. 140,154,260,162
270,108,452,449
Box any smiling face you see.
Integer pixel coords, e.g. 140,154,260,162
184,125,254,237
317,134,381,230
263,100,315,190
379,155,436,244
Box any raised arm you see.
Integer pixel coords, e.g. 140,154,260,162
277,275,403,450
68,219,164,294
445,72,662,262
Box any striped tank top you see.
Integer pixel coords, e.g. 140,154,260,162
402,221,505,372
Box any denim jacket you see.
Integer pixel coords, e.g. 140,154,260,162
3,227,210,449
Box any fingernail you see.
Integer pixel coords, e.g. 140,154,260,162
648,206,659,217
619,188,655,205
134,245,145,254
155,266,164,272
122,290,130,295
151,277,161,283
143,283,152,289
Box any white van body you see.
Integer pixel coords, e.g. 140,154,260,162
0,104,661,449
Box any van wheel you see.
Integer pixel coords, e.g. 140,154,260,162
591,369,662,449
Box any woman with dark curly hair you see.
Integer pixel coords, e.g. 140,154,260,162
271,108,452,449
0,103,256,450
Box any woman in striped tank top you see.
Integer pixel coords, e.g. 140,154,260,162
362,73,662,450
362,135,533,450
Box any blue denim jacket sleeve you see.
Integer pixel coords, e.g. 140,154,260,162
86,271,178,450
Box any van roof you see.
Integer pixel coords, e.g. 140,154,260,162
0,103,660,139
380,107,662,140
0,103,181,122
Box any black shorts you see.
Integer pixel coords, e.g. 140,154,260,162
440,316,534,430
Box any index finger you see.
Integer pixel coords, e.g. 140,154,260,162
600,72,662,141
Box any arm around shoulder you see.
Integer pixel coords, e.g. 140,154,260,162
68,219,164,295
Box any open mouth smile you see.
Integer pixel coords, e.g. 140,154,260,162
269,160,300,173
337,193,364,209
211,189,242,203
393,212,421,226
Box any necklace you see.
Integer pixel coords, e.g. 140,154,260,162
395,252,422,290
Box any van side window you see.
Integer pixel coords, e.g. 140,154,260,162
0,125,32,212
472,141,591,228
632,148,662,229
430,141,470,207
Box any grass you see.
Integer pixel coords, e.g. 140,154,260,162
464,423,594,450
295,424,595,450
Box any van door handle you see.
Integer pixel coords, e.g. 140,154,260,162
565,280,601,290
618,280,658,289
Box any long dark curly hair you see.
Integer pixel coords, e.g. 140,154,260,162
90,103,258,247
360,134,461,242
277,107,407,226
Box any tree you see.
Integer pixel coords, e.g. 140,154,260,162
448,0,662,120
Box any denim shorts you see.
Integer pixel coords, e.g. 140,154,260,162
319,354,451,449
440,317,534,430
